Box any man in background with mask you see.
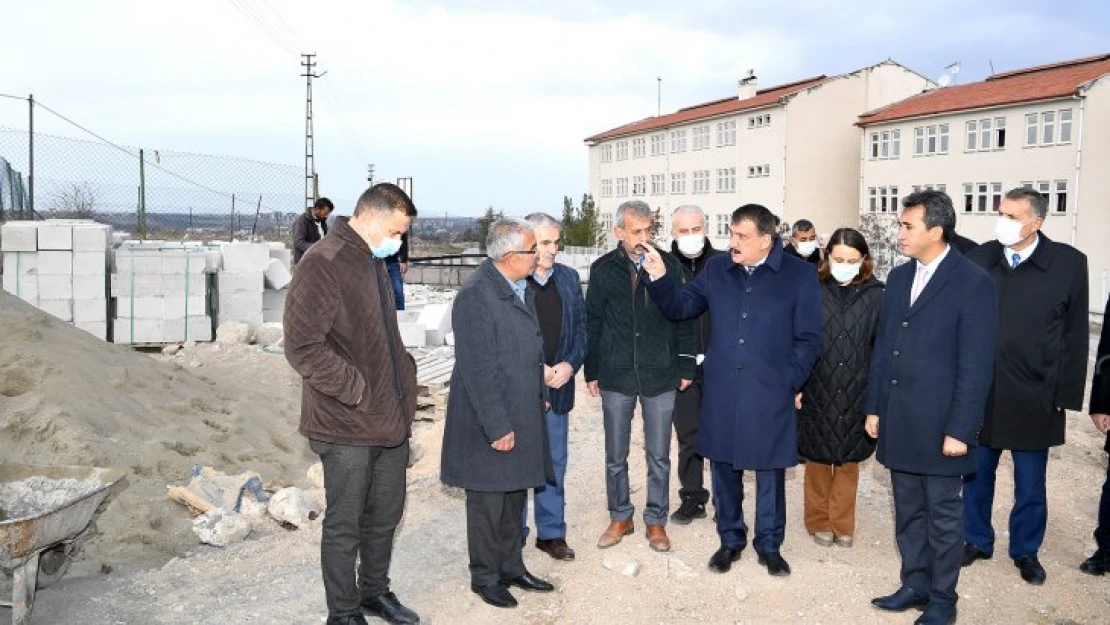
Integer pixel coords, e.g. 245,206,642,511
285,183,420,625
961,187,1088,586
785,219,821,267
668,205,723,524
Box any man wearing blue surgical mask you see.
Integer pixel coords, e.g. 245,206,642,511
785,219,821,267
962,187,1089,587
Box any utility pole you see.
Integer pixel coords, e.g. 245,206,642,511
397,176,413,201
28,94,34,216
367,163,375,185
301,54,324,212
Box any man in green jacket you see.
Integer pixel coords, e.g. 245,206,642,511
585,200,698,553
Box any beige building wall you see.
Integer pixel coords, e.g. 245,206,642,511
1074,78,1110,310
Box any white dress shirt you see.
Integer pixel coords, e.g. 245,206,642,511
1004,233,1040,268
910,244,951,305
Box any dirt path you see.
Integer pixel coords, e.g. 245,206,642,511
24,344,1110,624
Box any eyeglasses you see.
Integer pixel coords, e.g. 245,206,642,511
505,247,538,255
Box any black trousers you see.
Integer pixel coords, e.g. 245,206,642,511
311,439,408,618
466,489,528,587
673,382,707,501
891,470,963,607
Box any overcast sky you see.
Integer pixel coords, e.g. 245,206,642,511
2,0,1107,217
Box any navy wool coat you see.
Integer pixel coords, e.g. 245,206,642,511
864,247,999,477
441,260,553,492
645,240,823,470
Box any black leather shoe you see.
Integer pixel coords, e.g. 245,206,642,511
1014,555,1046,585
362,591,420,624
961,543,992,567
756,551,791,577
871,586,929,612
707,546,743,573
1080,551,1110,575
671,497,708,525
471,583,517,608
914,603,956,624
503,572,554,592
326,614,369,625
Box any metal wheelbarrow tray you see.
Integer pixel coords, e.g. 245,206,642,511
0,463,126,625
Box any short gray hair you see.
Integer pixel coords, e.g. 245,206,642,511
486,218,534,261
616,200,653,229
524,212,562,230
671,205,705,222
1005,187,1048,220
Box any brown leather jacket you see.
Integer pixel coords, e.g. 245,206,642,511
284,218,417,447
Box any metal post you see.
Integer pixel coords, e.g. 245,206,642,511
230,194,236,241
251,195,262,236
27,94,34,217
138,149,147,239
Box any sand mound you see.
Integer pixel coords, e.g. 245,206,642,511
0,292,312,570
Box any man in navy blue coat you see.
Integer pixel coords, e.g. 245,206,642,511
642,204,822,577
865,190,998,625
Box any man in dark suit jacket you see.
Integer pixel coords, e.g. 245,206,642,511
441,219,555,609
1081,295,1110,575
293,197,333,265
865,190,999,625
962,188,1088,585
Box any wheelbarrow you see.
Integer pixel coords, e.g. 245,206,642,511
0,464,126,625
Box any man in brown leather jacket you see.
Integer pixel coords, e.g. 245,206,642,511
285,183,419,625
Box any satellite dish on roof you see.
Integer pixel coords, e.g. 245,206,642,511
937,74,952,88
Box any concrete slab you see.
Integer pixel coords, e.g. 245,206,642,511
115,296,165,319
220,242,270,273
39,274,74,300
262,288,287,312
2,272,37,303
162,274,207,297
38,251,73,275
161,252,207,275
37,223,73,251
71,224,111,251
111,273,163,298
39,298,73,322
72,275,107,300
218,271,264,294
3,251,37,277
417,303,453,346
264,258,291,290
72,298,108,323
75,320,108,341
71,251,108,276
113,318,164,344
163,295,207,319
0,223,38,252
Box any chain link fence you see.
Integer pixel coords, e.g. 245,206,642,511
0,95,306,243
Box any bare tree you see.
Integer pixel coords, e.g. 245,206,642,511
47,181,99,219
859,212,903,280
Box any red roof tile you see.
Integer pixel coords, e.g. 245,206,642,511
858,54,1110,126
584,76,828,143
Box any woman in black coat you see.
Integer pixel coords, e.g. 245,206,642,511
796,228,884,548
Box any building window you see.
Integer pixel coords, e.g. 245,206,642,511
632,175,646,196
871,132,880,159
880,187,889,212
1020,181,1033,189
892,130,901,157
670,172,686,194
632,138,646,158
977,183,989,212
868,187,877,212
650,174,665,195
1025,114,1038,146
963,183,974,213
600,179,612,198
716,214,730,236
692,170,710,194
650,134,665,157
616,140,628,160
1037,180,1051,201
1042,111,1055,145
1055,180,1068,213
716,120,737,147
1059,109,1073,143
914,127,924,155
979,118,993,150
716,167,736,193
891,186,899,210
692,126,710,150
764,114,771,125
914,124,947,155
747,166,756,178
991,183,1003,212
749,117,756,129
670,129,687,153
600,144,613,163
966,120,977,151
764,163,771,176
995,117,1006,148
616,177,628,196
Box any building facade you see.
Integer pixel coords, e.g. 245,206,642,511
858,54,1110,307
584,61,931,248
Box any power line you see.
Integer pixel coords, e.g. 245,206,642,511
227,0,298,58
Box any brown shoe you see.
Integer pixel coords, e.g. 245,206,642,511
536,537,576,561
597,520,635,549
646,525,671,552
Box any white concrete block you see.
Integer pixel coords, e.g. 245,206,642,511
417,303,453,347
268,243,292,271
398,322,427,348
39,298,73,322
204,249,222,273
71,224,111,251
72,275,107,300
220,242,270,273
37,223,73,251
163,295,207,319
162,274,207,297
38,251,73,275
163,316,213,342
71,251,108,276
0,223,38,252
72,298,108,323
113,318,164,344
264,258,292,290
39,274,73,300
219,289,263,314
116,296,164,319
218,271,264,294
2,272,37,303
262,308,284,323
75,320,107,341
114,253,162,275
111,273,163,297
262,288,287,312
161,252,207,275
3,251,37,277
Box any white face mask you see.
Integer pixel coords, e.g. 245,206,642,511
796,240,818,257
994,217,1027,247
830,261,862,284
675,235,704,257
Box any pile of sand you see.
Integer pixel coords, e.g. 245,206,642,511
0,292,313,571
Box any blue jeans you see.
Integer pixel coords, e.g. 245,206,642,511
962,446,1049,558
524,410,569,540
386,261,405,311
601,390,674,526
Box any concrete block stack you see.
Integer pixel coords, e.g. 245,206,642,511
262,243,292,323
112,242,212,343
217,242,267,329
1,219,112,340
